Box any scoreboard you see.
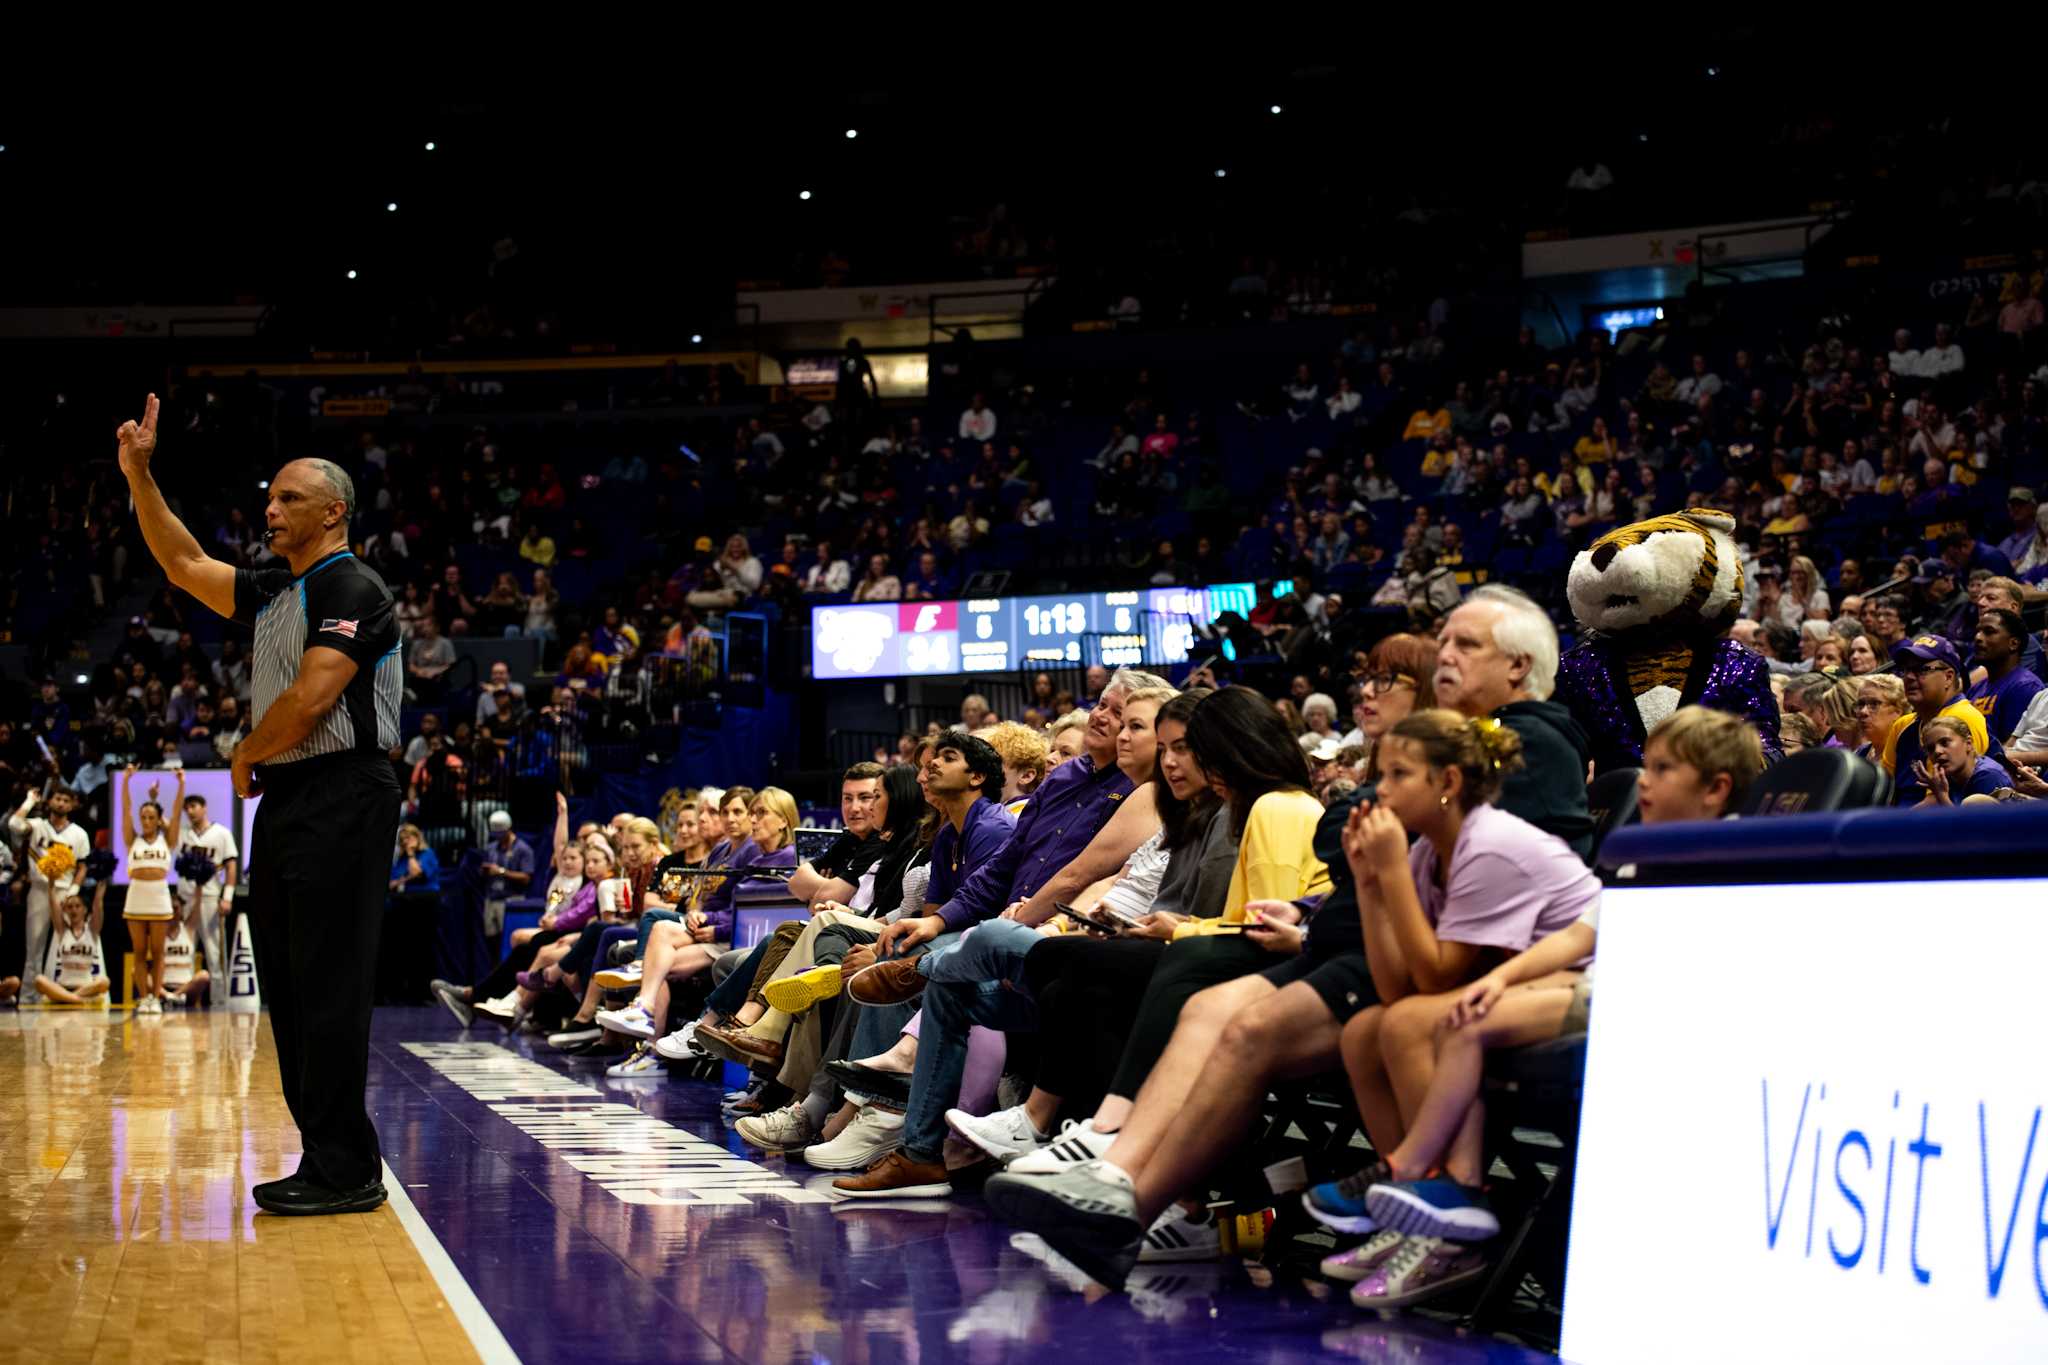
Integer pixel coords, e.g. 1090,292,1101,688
811,583,1259,680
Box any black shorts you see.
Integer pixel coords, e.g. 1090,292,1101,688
1260,950,1376,1023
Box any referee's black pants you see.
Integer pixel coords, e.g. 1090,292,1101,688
249,753,402,1192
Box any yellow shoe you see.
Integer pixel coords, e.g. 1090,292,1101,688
762,964,842,1015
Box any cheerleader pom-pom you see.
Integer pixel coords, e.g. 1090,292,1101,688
36,843,77,882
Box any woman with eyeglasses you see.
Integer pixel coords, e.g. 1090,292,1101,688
1851,674,1907,762
1349,634,1441,789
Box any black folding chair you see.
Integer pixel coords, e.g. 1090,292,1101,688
1460,1033,1589,1344
1742,746,1888,816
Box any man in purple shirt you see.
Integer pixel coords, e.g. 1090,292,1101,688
1967,608,2044,748
834,670,1165,1197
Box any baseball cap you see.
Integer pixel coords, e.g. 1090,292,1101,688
488,810,513,831
1891,634,1962,674
1308,736,1343,762
2010,486,2038,504
1912,563,1954,585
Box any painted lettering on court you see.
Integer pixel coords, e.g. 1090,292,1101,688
401,1043,831,1207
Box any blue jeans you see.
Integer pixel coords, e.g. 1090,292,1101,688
706,938,772,1018
634,907,682,957
903,975,1038,1162
918,917,1043,990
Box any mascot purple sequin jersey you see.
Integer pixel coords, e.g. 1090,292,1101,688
1554,509,1782,775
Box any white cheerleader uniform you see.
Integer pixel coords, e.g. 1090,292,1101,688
161,922,196,999
125,832,175,921
48,922,106,992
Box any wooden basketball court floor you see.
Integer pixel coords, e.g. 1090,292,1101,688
0,1007,486,1365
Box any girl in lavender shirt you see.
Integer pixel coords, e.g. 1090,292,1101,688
1313,709,1601,1305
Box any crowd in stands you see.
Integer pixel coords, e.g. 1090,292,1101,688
408,592,1793,1316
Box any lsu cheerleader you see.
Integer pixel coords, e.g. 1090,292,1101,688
158,904,210,1006
32,883,111,1005
122,767,185,1014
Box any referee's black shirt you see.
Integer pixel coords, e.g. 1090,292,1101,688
233,550,402,763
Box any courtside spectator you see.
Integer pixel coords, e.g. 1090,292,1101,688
1912,715,2013,805
1882,635,2000,804
1967,608,2044,745
1431,587,1595,857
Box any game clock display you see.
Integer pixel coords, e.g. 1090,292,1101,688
811,584,1256,680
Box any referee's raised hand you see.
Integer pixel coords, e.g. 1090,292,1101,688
116,393,160,479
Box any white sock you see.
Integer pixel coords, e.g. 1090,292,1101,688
1095,1160,1137,1190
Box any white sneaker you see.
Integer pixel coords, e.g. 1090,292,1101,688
1138,1204,1220,1263
135,996,160,1015
802,1105,904,1170
473,992,518,1020
946,1103,1051,1166
548,1024,601,1048
606,1042,663,1077
1006,1119,1115,1174
592,962,643,991
653,1021,708,1061
735,1102,818,1152
594,1003,658,1039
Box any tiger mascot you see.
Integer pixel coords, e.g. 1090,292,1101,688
1556,508,1782,774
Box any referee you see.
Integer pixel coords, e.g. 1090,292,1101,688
120,394,403,1217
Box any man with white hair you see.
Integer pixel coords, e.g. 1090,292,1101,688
1887,328,1924,381
1433,586,1596,858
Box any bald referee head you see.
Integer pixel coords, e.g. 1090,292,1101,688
262,458,356,570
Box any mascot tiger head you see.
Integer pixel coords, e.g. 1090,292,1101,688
1567,509,1744,637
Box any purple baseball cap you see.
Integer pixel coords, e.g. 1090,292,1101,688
1891,634,1962,674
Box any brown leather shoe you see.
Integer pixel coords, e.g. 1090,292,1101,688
695,1021,784,1066
721,1027,785,1065
832,1149,952,1199
847,956,927,1006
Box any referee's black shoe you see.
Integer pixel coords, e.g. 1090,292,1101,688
253,1176,388,1216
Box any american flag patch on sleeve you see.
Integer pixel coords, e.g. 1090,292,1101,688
319,618,359,639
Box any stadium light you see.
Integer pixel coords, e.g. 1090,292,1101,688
258,480,270,489
346,269,358,280
75,673,89,685
799,189,813,200
1269,104,1282,115
1706,65,1720,77
386,201,398,212
424,141,436,151
1214,168,1227,178
691,334,703,344
845,128,858,139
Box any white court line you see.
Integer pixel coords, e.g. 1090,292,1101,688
381,1161,523,1365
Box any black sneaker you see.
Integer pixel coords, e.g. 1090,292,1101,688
825,1059,913,1105
254,1179,388,1217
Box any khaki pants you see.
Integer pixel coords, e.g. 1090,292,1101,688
759,909,885,1091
